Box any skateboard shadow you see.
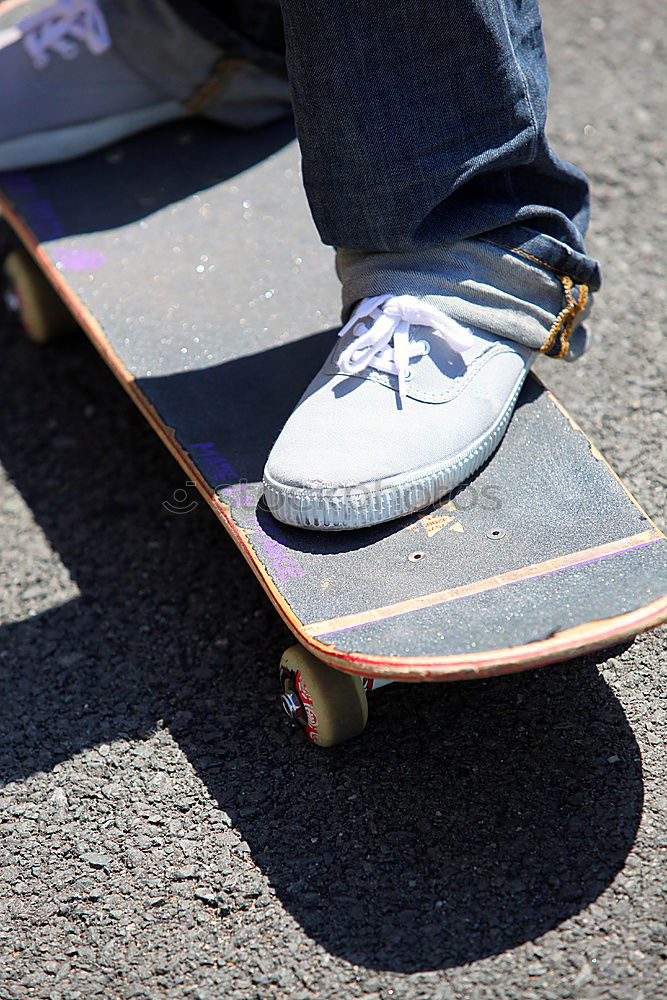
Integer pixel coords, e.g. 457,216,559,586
0,309,646,973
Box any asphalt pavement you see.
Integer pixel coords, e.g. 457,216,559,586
0,1,665,998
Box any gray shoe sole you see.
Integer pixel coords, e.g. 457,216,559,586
0,100,185,171
263,374,528,531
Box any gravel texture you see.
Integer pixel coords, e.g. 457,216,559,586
0,1,665,998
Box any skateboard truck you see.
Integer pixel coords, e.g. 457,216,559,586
281,690,306,725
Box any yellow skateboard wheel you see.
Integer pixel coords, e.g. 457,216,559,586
4,248,78,344
280,644,368,748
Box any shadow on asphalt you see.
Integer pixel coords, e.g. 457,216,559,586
0,312,643,972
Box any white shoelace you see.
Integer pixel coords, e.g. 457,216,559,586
20,0,111,69
337,294,479,402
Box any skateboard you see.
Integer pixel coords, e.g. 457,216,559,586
2,120,667,747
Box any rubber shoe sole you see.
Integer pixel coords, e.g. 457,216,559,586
0,100,185,171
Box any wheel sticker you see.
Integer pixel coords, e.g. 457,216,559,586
295,671,319,742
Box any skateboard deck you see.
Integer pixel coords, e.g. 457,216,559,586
2,120,667,744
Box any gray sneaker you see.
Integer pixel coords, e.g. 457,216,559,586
263,295,535,530
0,0,290,171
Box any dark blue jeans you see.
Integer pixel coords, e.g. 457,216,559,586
281,0,599,358
112,0,599,358
281,1,597,285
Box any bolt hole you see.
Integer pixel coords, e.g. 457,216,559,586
486,528,506,539
408,551,426,562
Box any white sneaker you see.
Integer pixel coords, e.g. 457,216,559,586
263,294,535,530
0,0,189,170
0,0,290,171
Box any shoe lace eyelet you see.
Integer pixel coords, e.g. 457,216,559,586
418,339,431,355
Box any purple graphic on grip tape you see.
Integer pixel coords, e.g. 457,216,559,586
201,458,305,584
188,442,237,483
56,247,107,272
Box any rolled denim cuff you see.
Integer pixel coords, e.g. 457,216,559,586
336,238,593,361
103,0,291,129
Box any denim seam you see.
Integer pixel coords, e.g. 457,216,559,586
556,280,589,358
479,238,589,358
482,237,559,276
498,6,539,161
541,276,589,358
